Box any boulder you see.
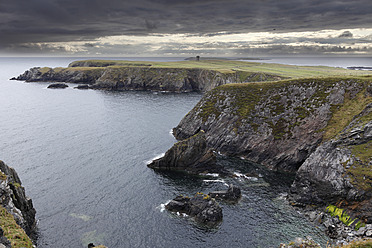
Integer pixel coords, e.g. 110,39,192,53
148,131,221,174
166,193,223,227
75,84,90,89
209,184,241,203
47,83,68,89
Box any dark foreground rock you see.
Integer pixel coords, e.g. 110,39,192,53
148,131,222,174
75,84,90,89
47,83,68,88
209,184,241,203
166,193,223,227
0,160,36,244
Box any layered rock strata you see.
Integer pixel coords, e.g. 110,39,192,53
148,131,221,174
171,77,372,222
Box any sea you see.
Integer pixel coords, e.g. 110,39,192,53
0,56,370,247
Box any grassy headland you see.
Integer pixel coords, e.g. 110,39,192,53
67,59,372,79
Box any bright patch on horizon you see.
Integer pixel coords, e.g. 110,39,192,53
19,28,372,56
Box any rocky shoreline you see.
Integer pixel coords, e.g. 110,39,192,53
10,60,285,93
150,77,372,244
9,60,372,246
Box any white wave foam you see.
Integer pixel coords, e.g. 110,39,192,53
205,173,219,177
157,200,171,212
203,179,225,184
146,153,165,164
233,172,258,181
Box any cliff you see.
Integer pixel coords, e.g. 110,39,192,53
13,59,371,93
171,77,372,220
12,65,283,92
148,131,220,174
0,160,36,247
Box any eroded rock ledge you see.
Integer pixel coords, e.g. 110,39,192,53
148,131,222,174
0,160,36,247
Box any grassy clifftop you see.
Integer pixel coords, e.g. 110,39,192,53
67,59,372,79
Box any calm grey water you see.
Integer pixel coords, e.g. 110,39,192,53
0,56,354,247
243,56,372,68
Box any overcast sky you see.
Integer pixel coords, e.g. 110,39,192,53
1,0,372,56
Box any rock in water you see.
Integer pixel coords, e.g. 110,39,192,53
47,83,68,88
148,131,220,174
75,84,90,89
166,193,223,227
209,184,242,203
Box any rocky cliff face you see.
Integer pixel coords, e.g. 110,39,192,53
13,67,105,84
291,103,372,221
147,131,221,174
172,77,372,221
0,160,36,246
174,78,371,172
12,66,284,92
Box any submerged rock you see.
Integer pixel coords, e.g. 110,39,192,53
209,184,241,203
166,193,223,227
148,131,221,174
47,83,68,88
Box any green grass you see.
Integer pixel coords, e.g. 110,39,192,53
348,140,372,191
67,59,372,79
0,171,6,180
326,205,359,227
322,88,372,141
0,206,33,248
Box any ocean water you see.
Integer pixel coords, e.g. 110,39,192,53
243,56,372,68
0,56,343,247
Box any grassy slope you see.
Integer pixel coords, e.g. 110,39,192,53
67,59,372,79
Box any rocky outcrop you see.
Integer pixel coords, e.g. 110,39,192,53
75,84,90,89
290,103,372,221
47,83,68,88
0,160,36,241
173,78,370,172
170,77,372,224
148,131,222,174
12,67,105,84
165,193,223,227
12,63,284,93
209,184,242,203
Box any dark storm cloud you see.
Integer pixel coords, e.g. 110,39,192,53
1,0,372,49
